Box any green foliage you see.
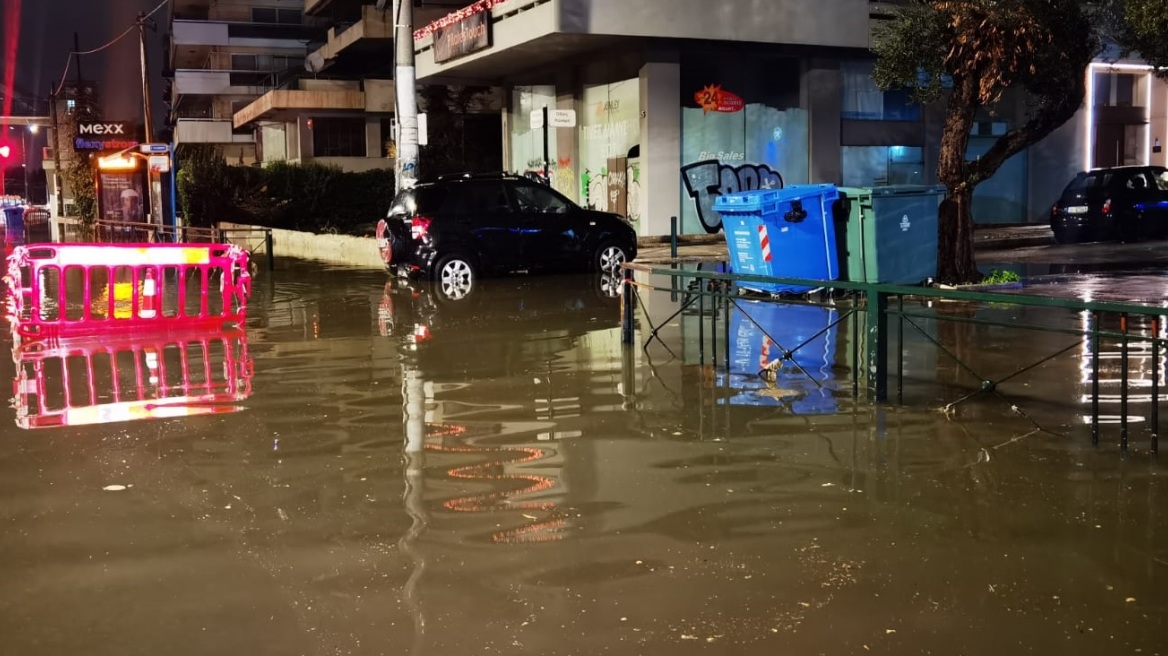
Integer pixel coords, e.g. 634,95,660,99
176,155,395,235
176,145,232,228
982,268,1022,285
60,86,100,228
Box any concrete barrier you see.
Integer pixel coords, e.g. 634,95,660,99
218,222,384,269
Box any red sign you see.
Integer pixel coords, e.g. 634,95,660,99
695,84,744,114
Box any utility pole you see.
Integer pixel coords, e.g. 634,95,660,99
137,11,154,143
49,84,64,216
393,0,419,192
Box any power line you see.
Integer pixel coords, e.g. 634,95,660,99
50,0,171,97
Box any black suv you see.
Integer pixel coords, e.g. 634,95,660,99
1050,165,1168,244
376,173,637,298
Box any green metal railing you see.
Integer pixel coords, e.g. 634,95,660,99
620,262,1165,454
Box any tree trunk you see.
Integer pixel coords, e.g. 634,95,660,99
935,76,982,285
936,188,979,284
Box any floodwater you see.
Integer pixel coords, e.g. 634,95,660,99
0,259,1165,656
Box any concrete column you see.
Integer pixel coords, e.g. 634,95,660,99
639,58,681,237
1151,76,1168,168
805,59,842,185
501,87,513,171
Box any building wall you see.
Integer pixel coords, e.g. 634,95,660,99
563,0,869,49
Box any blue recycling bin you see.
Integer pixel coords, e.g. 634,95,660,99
720,300,839,414
715,184,840,294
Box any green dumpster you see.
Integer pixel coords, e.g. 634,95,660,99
832,185,946,284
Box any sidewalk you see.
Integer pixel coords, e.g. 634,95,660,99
636,223,1054,264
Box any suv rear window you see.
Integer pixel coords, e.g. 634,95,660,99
390,181,512,217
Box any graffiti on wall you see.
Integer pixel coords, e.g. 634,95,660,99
680,159,784,233
581,159,641,226
521,157,575,198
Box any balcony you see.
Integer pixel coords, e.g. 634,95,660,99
306,5,393,73
171,19,325,69
175,118,256,145
234,78,395,128
173,70,265,98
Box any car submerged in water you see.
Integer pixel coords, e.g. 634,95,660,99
376,173,637,298
1050,165,1168,244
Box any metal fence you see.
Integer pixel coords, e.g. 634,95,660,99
620,262,1166,454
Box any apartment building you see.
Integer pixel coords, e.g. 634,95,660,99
224,0,469,172
165,0,326,165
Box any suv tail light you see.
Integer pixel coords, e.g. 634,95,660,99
1102,199,1112,215
410,216,432,240
1051,204,1058,219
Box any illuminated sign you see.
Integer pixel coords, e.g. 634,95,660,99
79,122,129,135
695,84,744,114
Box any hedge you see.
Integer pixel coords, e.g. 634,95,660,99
177,147,395,235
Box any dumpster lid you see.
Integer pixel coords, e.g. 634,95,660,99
870,184,947,197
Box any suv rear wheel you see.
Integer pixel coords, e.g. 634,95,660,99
433,253,476,300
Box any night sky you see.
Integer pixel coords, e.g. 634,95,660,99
5,0,167,123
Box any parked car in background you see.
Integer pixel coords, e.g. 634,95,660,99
376,173,637,299
1050,165,1168,244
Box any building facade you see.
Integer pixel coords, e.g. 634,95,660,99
410,0,1168,236
226,0,467,172
165,0,328,165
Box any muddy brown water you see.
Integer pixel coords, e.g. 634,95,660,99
0,260,1164,655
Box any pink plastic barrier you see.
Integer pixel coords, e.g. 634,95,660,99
4,243,252,340
12,327,253,429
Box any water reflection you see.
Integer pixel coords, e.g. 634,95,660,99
11,327,252,428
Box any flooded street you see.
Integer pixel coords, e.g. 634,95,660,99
1,259,1165,655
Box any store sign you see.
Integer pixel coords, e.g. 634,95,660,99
75,121,139,152
695,84,744,114
433,11,491,63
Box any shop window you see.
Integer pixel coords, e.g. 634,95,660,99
841,61,921,121
579,78,640,216
1093,71,1147,108
508,86,561,189
679,54,808,234
312,117,366,157
841,145,924,187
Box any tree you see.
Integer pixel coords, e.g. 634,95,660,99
59,85,101,234
872,0,1168,284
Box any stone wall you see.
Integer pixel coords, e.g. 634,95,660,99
218,222,384,270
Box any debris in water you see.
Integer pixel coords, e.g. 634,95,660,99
821,483,835,488
102,485,127,491
1125,597,1137,603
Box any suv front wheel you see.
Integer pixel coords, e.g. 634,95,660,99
433,253,476,300
595,241,630,274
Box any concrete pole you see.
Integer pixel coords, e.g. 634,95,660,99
393,0,419,192
137,12,154,143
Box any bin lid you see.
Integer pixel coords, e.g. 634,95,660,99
713,189,782,213
871,184,947,197
773,184,839,204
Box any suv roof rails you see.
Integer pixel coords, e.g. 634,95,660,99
434,171,523,182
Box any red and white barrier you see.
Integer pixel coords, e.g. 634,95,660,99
5,243,251,341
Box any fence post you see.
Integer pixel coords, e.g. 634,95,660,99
670,216,678,260
621,266,635,345
866,288,888,402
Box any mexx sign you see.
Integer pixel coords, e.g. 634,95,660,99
78,122,130,135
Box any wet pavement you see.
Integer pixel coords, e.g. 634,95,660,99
0,259,1166,655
